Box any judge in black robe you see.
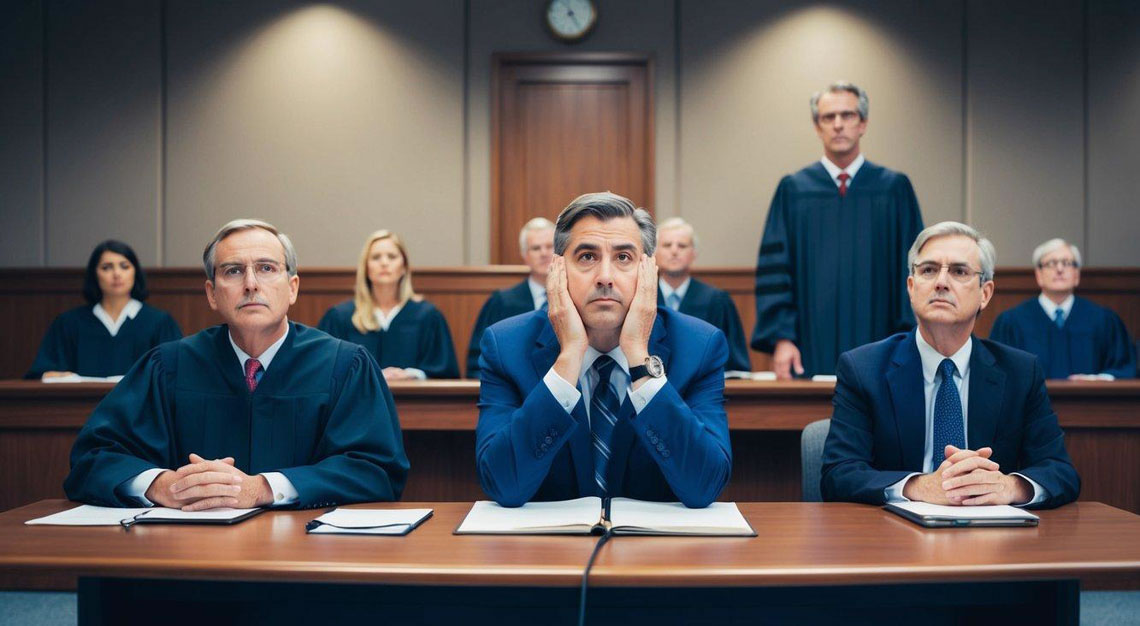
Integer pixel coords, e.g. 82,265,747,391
752,83,923,377
991,297,1135,379
26,239,181,379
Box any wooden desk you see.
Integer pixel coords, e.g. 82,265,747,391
2,380,1139,514
1,500,1138,624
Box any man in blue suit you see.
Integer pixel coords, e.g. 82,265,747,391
476,192,732,508
822,222,1079,509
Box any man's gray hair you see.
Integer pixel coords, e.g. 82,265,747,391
518,216,555,258
657,216,700,249
810,80,870,123
202,218,299,281
554,192,656,256
1032,238,1082,268
907,221,996,284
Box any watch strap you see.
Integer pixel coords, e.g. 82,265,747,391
630,365,651,381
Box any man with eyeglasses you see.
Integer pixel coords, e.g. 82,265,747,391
990,238,1135,379
65,219,410,510
752,81,923,379
821,222,1079,509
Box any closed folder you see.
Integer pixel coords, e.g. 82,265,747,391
884,502,1039,528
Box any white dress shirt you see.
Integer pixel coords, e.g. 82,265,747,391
1037,293,1075,323
92,299,143,337
528,277,547,310
658,278,690,311
885,331,1046,505
543,346,668,425
125,323,299,507
374,305,426,380
819,153,865,188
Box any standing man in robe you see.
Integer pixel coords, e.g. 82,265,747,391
65,219,409,510
655,217,751,372
990,238,1134,379
466,218,556,379
752,81,924,378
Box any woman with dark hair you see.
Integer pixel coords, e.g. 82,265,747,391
25,240,182,380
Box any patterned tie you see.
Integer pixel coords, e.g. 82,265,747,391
590,356,620,495
666,292,681,311
837,172,850,197
244,358,263,392
1053,308,1065,328
932,358,965,464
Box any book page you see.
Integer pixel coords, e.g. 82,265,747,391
455,497,602,534
609,498,755,536
890,501,1039,520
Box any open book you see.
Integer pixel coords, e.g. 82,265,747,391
884,502,1039,528
454,497,756,536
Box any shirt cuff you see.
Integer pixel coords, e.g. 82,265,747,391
543,367,581,414
261,472,299,507
628,376,668,414
1011,472,1047,507
404,368,427,380
884,472,922,503
124,468,168,507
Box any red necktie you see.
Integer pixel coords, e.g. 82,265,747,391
838,172,850,197
244,358,262,392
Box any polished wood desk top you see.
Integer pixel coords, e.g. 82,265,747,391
2,500,1138,588
3,379,1138,431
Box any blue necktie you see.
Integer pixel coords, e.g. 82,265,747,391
1053,308,1065,328
666,293,681,311
932,358,965,465
590,356,620,495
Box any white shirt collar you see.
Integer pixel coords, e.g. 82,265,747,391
229,321,290,375
580,345,631,383
658,277,691,304
92,299,143,337
1038,293,1075,320
820,153,865,187
915,328,972,385
527,277,547,310
373,303,405,331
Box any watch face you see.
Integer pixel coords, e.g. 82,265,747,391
546,0,597,41
647,355,665,378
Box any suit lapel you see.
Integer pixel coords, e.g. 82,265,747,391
886,332,926,471
967,337,1004,450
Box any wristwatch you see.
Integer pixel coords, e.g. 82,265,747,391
629,355,665,382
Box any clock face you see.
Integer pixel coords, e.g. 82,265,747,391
546,0,597,42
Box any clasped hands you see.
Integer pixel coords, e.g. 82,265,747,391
145,453,273,511
903,445,1033,506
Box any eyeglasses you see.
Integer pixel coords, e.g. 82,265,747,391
1037,259,1078,270
818,110,860,124
911,262,985,284
216,261,287,284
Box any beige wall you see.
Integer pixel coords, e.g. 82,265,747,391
1,0,1137,268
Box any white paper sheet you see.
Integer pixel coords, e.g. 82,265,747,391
455,497,602,534
41,374,123,384
308,508,433,535
25,504,258,526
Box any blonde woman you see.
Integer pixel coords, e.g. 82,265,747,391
319,230,460,379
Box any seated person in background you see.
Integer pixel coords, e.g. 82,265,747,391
990,238,1135,379
319,230,460,380
654,217,751,373
466,217,555,379
821,222,1079,509
26,239,182,380
476,192,732,508
65,219,409,509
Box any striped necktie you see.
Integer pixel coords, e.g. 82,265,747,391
590,355,620,495
666,292,681,311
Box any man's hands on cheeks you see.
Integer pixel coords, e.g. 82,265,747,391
621,255,658,389
902,445,1032,506
548,255,588,382
145,453,273,511
772,340,804,380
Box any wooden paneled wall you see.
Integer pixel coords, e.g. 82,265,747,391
1,267,1138,379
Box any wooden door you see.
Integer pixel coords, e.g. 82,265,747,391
491,53,654,263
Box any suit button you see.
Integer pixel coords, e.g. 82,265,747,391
544,436,553,444
656,443,665,452
646,429,656,438
650,436,659,445
662,450,670,458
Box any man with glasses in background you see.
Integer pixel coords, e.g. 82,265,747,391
65,219,410,510
820,222,1079,509
990,238,1135,379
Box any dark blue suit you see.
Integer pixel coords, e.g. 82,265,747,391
821,331,1080,509
657,277,751,372
476,307,732,508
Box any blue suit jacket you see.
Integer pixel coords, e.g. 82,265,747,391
476,307,732,508
821,331,1080,509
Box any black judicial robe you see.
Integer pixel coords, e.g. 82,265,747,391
466,280,536,379
318,299,460,379
990,296,1136,379
751,161,923,376
25,304,182,379
64,322,409,508
657,278,751,372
